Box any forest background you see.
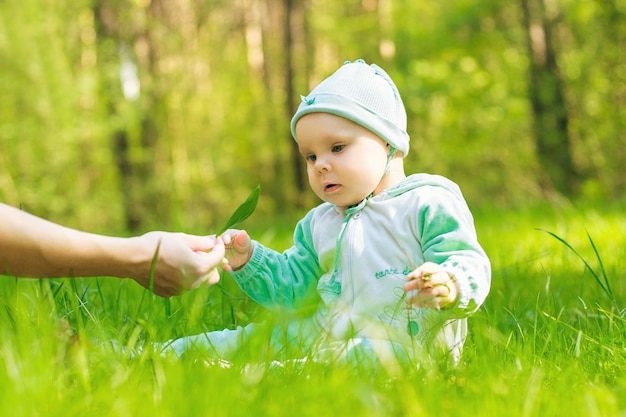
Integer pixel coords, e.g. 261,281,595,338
1,0,624,236
1,1,626,416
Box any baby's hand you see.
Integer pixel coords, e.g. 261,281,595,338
404,262,459,309
220,229,253,271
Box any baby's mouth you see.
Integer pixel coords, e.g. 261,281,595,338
324,183,341,192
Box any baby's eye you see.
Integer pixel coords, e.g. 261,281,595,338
306,154,317,162
331,145,345,152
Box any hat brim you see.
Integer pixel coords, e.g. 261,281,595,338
290,93,410,157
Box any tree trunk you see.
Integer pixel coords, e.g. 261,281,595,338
284,0,309,207
520,0,579,196
598,0,626,196
94,0,164,232
93,0,140,231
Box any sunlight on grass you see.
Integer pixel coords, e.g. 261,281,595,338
1,202,625,416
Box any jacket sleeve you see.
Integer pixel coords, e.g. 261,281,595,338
417,185,491,317
229,209,322,310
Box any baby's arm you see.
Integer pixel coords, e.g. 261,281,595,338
404,186,491,314
224,210,322,309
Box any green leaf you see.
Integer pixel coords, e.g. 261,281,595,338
219,185,260,234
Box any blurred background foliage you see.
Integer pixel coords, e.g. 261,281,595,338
0,0,624,234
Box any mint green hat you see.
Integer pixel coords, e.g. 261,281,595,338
290,59,410,157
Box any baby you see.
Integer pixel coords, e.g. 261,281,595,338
164,59,491,371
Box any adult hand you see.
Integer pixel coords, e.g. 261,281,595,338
132,232,227,297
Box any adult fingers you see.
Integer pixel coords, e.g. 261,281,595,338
179,233,218,252
189,238,226,288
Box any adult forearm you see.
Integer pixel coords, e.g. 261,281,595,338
1,203,227,297
0,204,148,278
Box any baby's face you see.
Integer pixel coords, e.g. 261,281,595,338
296,113,389,209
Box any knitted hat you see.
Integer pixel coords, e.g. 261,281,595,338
290,59,410,157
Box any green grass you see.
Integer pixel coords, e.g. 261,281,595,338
1,201,625,417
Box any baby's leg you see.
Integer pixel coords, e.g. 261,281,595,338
159,322,264,360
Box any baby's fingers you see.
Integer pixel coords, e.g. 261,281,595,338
405,287,443,309
220,230,251,253
232,230,252,253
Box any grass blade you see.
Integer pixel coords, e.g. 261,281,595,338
585,230,613,299
219,185,261,234
538,228,613,301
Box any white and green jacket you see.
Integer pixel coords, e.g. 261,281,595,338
232,173,491,362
